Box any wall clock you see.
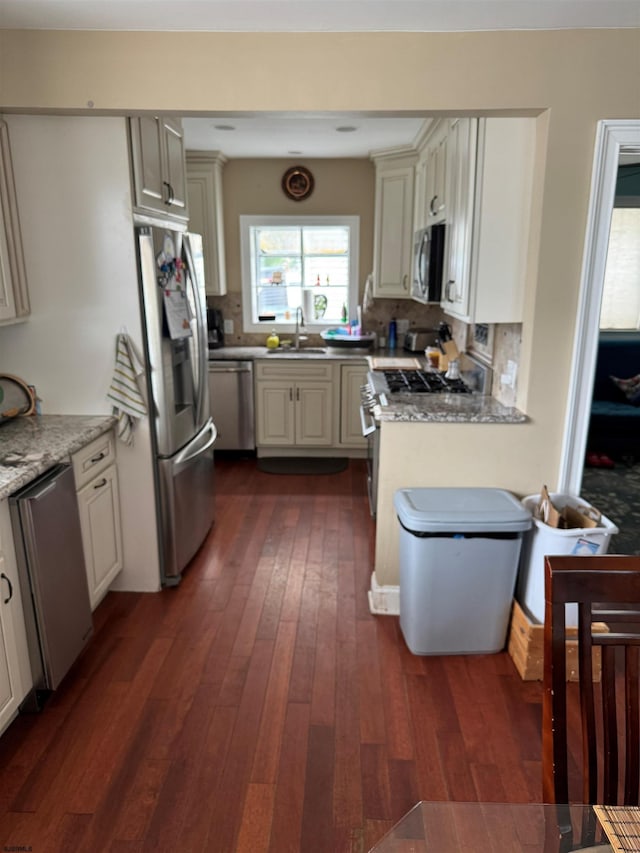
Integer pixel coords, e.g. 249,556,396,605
281,165,314,201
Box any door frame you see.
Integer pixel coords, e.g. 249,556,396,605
558,120,640,495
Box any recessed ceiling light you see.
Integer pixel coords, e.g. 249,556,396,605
214,124,236,131
288,150,303,155
336,126,358,133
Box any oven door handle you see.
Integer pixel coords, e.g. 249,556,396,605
359,404,378,437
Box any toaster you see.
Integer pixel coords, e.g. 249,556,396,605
403,328,439,352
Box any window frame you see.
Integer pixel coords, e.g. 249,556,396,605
240,214,360,334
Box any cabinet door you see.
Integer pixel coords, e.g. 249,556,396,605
77,465,123,610
295,381,334,446
130,116,166,214
256,381,296,446
340,363,368,447
186,154,227,296
372,163,414,298
162,117,188,216
441,118,477,321
0,121,29,324
0,502,31,734
425,123,449,224
130,116,188,218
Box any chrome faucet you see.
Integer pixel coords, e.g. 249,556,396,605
294,306,308,350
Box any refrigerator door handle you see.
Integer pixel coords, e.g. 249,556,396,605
174,420,217,466
182,235,208,427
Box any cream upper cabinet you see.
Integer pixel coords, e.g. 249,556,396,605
371,151,416,298
0,500,31,735
255,361,335,448
0,120,29,325
186,152,227,296
441,118,477,319
129,116,189,219
424,121,449,225
339,362,368,448
441,117,536,324
72,432,123,611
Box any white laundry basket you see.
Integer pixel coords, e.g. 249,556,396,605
515,492,619,626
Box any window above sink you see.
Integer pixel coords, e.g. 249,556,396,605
240,215,359,334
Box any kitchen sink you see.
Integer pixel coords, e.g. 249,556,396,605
266,347,327,355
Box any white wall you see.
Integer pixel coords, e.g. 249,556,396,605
0,115,161,592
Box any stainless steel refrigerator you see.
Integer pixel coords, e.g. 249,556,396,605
135,225,216,585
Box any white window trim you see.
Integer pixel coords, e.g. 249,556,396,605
240,214,359,334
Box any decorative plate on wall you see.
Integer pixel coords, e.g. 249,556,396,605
281,166,314,201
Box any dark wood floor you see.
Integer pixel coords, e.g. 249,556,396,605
0,457,543,852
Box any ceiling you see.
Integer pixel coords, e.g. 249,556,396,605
182,116,430,159
0,0,637,32
1,1,636,159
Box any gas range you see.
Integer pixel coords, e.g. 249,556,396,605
365,351,492,406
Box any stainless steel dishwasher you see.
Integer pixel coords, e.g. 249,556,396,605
208,360,255,450
9,463,93,710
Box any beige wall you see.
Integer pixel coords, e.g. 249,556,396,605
1,28,639,498
212,156,375,345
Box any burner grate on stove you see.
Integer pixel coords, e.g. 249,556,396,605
382,369,471,394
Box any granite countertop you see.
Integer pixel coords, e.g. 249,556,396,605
377,393,527,424
0,414,116,499
208,345,373,361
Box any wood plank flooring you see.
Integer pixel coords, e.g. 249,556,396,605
0,457,543,852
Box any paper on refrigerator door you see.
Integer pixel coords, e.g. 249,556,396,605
163,286,192,339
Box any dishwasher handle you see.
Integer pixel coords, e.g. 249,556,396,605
208,365,252,374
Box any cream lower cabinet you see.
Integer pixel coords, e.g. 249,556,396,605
339,362,368,448
72,432,123,610
255,361,335,448
0,500,31,734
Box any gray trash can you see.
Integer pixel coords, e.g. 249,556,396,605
394,487,532,655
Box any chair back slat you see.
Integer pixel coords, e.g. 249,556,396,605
625,645,640,804
543,555,640,818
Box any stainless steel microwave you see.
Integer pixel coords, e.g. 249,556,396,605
411,223,445,304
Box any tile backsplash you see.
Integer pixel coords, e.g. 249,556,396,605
209,293,522,408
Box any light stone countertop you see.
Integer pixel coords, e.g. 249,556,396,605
208,346,527,424
208,345,372,360
0,414,116,499
376,392,527,425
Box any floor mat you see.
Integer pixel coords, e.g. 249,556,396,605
257,457,348,475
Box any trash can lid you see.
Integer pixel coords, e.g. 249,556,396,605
394,487,532,533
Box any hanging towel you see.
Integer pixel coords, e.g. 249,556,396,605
107,333,147,446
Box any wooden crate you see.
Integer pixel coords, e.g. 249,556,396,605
507,599,608,682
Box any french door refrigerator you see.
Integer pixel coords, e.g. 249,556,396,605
136,225,216,584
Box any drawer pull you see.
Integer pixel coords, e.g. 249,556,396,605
1,572,13,604
90,451,107,464
93,478,108,490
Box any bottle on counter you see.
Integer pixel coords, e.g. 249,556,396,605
341,303,348,324
388,319,397,350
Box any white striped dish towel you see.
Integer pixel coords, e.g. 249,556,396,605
107,333,147,446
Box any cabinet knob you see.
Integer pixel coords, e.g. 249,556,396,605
93,478,108,490
1,572,13,604
90,451,106,464
402,274,408,291
289,388,293,402
429,195,438,216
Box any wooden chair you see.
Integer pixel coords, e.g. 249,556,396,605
542,554,640,851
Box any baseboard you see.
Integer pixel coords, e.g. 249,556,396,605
367,572,400,615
